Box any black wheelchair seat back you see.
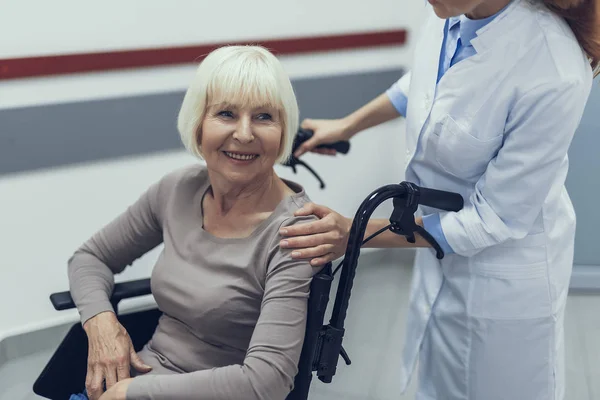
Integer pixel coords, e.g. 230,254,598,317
33,264,333,400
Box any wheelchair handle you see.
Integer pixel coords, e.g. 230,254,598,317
324,182,464,381
418,186,464,212
293,128,350,155
283,128,351,189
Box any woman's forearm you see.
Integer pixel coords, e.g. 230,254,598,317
341,93,402,139
68,250,118,325
360,217,431,249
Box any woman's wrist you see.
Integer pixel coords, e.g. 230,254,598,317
341,93,401,140
83,311,118,334
340,115,359,140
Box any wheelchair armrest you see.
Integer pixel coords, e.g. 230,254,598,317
50,278,152,311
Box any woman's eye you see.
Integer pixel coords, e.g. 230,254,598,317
218,110,233,118
256,113,273,121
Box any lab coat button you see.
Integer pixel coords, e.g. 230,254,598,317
424,96,431,109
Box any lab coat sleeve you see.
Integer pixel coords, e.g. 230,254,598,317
422,213,454,255
386,71,411,116
439,78,591,257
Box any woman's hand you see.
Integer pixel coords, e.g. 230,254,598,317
83,311,152,400
294,118,353,157
98,378,133,400
279,203,352,266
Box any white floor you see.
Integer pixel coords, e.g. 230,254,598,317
1,249,599,400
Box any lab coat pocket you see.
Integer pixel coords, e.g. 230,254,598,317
435,115,503,181
473,232,548,266
469,260,552,320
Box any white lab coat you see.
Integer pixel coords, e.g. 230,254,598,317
395,0,593,399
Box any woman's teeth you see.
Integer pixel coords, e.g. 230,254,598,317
224,152,258,161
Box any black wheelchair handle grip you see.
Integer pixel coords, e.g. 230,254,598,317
50,278,152,311
296,128,350,155
418,187,464,212
318,140,350,154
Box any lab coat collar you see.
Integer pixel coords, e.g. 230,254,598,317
458,4,506,47
469,0,525,53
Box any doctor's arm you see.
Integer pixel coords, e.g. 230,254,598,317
435,78,590,257
280,78,589,264
295,71,411,156
344,70,412,134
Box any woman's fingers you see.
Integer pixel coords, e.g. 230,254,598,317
280,218,340,248
105,367,117,390
130,346,153,373
309,253,339,267
290,243,335,259
296,119,318,157
311,148,337,156
300,118,314,130
86,366,105,400
116,358,131,381
280,219,331,240
293,202,333,219
281,202,350,265
295,134,321,157
281,232,333,250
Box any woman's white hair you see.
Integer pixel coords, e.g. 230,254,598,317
177,45,299,164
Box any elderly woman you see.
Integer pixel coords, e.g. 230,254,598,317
67,45,318,400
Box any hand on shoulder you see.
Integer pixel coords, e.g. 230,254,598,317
279,203,351,266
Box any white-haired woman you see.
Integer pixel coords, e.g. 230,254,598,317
67,45,317,400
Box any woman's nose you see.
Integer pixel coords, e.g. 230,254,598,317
233,118,254,143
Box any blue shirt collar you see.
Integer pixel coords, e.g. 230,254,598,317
449,1,512,47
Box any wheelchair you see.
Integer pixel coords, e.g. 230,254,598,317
32,130,464,399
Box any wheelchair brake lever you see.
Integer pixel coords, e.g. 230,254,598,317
295,158,326,189
415,225,445,259
282,156,326,189
282,128,350,189
388,182,445,259
340,345,351,365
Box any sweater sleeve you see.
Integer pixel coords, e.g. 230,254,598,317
126,216,318,400
68,178,165,326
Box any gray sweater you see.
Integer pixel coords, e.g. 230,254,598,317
68,164,318,400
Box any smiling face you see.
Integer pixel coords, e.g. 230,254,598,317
200,101,284,185
177,46,299,175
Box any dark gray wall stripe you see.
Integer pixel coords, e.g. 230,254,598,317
1,68,598,270
0,68,404,176
565,79,600,267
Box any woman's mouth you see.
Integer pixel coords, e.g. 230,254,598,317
223,151,259,161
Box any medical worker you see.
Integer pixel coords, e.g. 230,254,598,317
279,0,599,398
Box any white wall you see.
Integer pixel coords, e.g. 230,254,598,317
0,0,428,109
0,0,427,339
0,0,422,58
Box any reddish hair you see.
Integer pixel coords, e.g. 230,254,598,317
544,0,600,77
